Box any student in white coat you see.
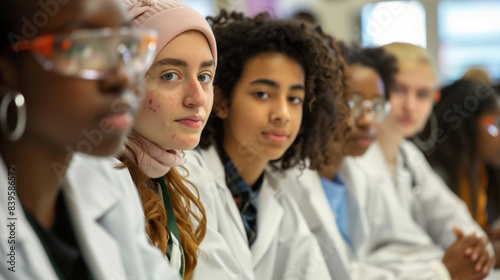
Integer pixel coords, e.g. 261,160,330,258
118,1,242,279
356,42,495,278
182,11,349,280
0,0,179,279
281,44,492,280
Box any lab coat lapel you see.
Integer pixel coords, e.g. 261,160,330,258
294,168,353,270
338,160,366,255
64,155,125,280
199,147,247,240
251,173,283,268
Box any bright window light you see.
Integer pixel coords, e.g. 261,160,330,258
361,1,426,48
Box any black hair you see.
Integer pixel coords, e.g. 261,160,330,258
423,79,500,218
200,10,349,171
338,42,398,98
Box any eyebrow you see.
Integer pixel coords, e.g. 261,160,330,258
250,79,305,91
156,58,215,68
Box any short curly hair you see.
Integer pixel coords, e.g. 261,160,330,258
338,42,398,98
198,10,349,171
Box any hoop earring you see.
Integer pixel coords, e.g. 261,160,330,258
0,91,26,141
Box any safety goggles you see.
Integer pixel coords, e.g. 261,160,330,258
347,93,390,122
477,115,500,137
9,27,157,80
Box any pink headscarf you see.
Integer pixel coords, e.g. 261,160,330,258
125,131,182,178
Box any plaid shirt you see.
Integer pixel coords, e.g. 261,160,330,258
221,149,263,247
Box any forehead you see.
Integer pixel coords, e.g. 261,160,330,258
12,0,128,35
348,64,384,99
239,52,304,83
396,62,436,87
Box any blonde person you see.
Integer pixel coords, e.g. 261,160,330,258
356,42,495,279
0,0,180,279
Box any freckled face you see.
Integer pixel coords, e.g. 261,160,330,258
133,30,215,150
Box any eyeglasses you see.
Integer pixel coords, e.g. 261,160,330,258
9,27,157,80
477,115,500,137
347,93,390,122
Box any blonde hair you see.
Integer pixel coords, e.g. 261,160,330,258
382,42,438,85
461,67,492,85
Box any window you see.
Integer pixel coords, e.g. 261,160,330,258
438,0,500,83
361,1,426,48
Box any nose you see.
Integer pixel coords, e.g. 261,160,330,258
99,53,134,96
183,78,208,108
270,97,291,126
356,109,375,128
403,92,417,112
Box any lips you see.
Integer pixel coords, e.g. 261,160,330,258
99,108,133,132
262,130,289,144
398,116,413,124
175,115,203,128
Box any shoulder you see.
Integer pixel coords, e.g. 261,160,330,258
400,140,431,171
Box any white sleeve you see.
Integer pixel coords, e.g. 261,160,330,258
402,141,488,248
351,157,452,280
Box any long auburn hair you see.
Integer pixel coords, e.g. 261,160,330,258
118,135,207,279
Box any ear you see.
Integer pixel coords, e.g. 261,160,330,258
213,86,229,119
433,90,441,103
0,56,18,92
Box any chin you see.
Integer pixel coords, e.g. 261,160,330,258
173,137,200,151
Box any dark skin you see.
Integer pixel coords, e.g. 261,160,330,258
0,0,136,229
320,63,494,279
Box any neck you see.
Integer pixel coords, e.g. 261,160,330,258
222,142,268,188
319,147,344,180
1,138,70,229
377,122,404,167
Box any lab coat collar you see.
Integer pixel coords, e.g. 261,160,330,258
199,146,247,239
338,159,367,255
0,154,125,280
251,171,284,267
291,167,353,267
64,154,124,279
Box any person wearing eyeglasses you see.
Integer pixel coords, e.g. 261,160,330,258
0,0,180,279
281,44,475,279
423,79,500,268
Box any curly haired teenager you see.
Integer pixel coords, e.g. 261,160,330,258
182,10,348,280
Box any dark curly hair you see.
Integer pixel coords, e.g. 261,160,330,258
338,42,398,98
198,10,349,171
423,79,500,219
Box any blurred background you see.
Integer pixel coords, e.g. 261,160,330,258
184,0,500,85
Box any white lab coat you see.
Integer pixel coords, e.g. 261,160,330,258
357,140,489,249
0,154,179,280
182,146,332,280
279,157,451,280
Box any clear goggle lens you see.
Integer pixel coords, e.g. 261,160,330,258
477,115,500,137
13,27,157,80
